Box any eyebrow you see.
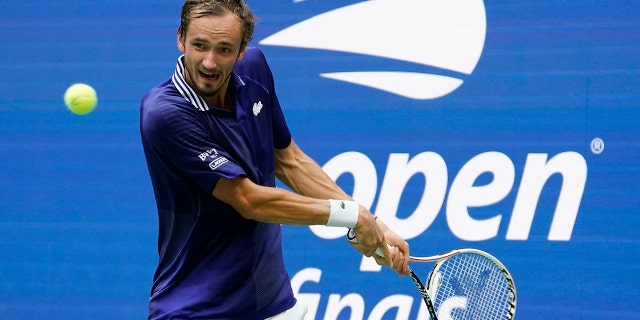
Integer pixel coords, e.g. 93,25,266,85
191,36,234,47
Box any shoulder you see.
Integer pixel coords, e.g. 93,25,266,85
140,79,198,135
141,79,180,112
235,47,275,88
238,47,268,68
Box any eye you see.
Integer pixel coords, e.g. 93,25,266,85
192,42,207,50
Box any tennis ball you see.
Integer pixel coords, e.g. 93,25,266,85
64,83,97,115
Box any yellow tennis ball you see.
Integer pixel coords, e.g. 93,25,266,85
64,83,97,115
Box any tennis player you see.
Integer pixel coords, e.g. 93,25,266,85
140,1,410,319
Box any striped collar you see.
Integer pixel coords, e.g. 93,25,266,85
171,55,245,112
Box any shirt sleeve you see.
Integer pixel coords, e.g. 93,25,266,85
141,95,246,194
236,47,292,149
270,89,291,150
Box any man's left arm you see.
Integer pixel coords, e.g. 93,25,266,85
274,139,346,200
274,139,410,275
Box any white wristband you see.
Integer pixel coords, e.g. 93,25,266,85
326,199,359,228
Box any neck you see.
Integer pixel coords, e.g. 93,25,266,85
222,91,234,111
204,87,234,111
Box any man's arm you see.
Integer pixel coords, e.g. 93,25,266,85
274,139,348,200
212,175,386,259
274,139,410,275
212,139,409,275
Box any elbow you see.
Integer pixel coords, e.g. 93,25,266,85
214,176,265,221
229,188,273,222
213,176,291,223
230,194,262,220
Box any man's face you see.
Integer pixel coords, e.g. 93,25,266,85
178,11,245,103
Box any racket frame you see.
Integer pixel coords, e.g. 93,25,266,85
346,230,516,319
414,248,517,320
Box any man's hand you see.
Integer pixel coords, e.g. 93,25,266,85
350,207,388,259
374,219,411,276
348,213,410,276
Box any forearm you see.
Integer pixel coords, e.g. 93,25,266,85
213,175,350,226
247,185,380,255
213,175,374,231
235,183,330,225
275,141,350,200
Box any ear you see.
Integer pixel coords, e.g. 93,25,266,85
177,29,186,53
236,45,247,62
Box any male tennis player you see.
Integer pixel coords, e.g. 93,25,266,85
140,1,410,319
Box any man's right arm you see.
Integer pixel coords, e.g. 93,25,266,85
211,175,389,259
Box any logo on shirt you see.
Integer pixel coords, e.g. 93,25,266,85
198,148,219,161
209,157,229,171
199,148,229,171
253,101,264,116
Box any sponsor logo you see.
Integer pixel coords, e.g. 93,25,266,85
199,147,228,171
208,156,229,171
260,0,486,100
198,148,218,161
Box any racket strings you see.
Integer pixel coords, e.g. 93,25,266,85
430,253,511,320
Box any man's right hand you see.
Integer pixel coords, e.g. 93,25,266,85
349,207,390,261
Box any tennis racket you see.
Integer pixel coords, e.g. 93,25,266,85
348,229,517,320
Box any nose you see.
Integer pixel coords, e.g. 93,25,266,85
202,51,217,70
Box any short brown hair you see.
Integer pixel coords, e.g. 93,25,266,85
179,0,257,47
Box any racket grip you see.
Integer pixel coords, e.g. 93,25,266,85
347,228,389,257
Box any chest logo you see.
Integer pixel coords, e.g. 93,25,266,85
253,101,264,116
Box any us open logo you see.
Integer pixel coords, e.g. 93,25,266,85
260,0,486,100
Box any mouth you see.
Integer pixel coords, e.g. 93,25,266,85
199,70,220,82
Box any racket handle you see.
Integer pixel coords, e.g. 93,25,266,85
347,228,389,257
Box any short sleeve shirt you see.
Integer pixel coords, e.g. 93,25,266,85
140,47,295,319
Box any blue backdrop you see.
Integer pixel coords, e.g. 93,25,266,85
1,1,638,319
